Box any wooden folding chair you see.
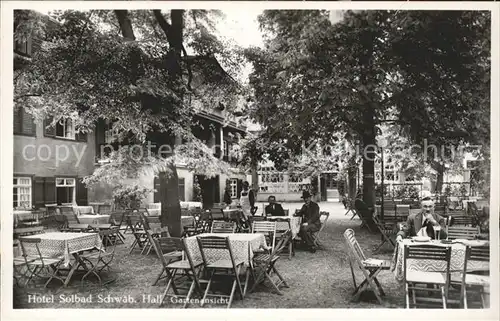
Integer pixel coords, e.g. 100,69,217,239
404,244,452,308
446,226,480,240
453,245,490,308
151,237,203,308
313,212,329,247
210,208,225,221
372,213,397,252
273,218,294,259
128,213,148,254
18,237,65,288
250,230,291,295
196,236,250,308
108,210,127,243
80,228,118,286
211,220,236,233
449,215,477,227
60,223,92,232
252,221,277,252
343,228,390,304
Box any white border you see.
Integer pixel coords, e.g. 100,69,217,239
1,2,499,321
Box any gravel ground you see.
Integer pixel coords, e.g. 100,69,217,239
13,202,407,309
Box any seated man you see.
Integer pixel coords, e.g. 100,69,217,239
265,195,285,217
396,197,447,241
296,190,321,253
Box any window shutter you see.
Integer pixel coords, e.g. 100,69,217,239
44,177,56,204
153,176,160,203
76,178,88,205
33,176,45,209
44,117,55,137
236,179,243,200
21,107,36,135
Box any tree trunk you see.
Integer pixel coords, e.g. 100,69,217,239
153,9,185,236
159,166,181,237
361,115,376,211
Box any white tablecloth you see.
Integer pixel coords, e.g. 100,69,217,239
73,206,95,215
23,232,102,266
78,214,110,225
267,216,302,238
185,233,267,265
391,239,490,282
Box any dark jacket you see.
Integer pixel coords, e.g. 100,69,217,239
296,201,321,226
397,210,448,239
223,190,232,205
265,203,285,216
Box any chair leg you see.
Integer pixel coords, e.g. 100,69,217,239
405,283,410,308
265,272,283,295
227,280,237,309
200,270,214,307
441,286,447,309
272,265,289,288
153,268,166,286
183,280,196,309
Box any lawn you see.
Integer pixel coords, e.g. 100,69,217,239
13,202,406,309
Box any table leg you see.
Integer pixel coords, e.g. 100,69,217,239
63,253,91,286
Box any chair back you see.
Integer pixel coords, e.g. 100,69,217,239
273,230,292,256
18,237,44,265
396,204,410,217
14,226,45,237
446,226,480,240
196,236,238,268
319,212,330,226
151,237,185,267
450,215,476,227
253,221,277,250
466,244,490,263
211,220,236,233
98,227,118,253
403,244,452,286
343,228,367,262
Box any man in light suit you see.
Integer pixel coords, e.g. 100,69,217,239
396,197,447,241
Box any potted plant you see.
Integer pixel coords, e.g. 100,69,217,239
113,184,153,210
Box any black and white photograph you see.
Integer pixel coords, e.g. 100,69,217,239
1,0,499,317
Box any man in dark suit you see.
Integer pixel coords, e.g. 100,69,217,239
396,197,447,241
265,195,285,217
295,190,321,253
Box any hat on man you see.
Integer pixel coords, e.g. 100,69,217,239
301,190,312,199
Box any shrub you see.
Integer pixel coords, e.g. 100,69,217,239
113,184,152,209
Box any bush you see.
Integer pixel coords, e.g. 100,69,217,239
113,184,152,209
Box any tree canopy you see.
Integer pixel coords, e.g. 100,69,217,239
244,10,490,207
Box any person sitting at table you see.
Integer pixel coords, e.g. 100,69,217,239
265,195,285,217
295,190,321,253
396,197,447,241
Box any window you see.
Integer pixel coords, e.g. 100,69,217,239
56,119,75,139
14,37,32,57
13,177,32,209
104,120,114,143
13,107,36,136
56,178,75,204
230,179,238,198
178,178,185,201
